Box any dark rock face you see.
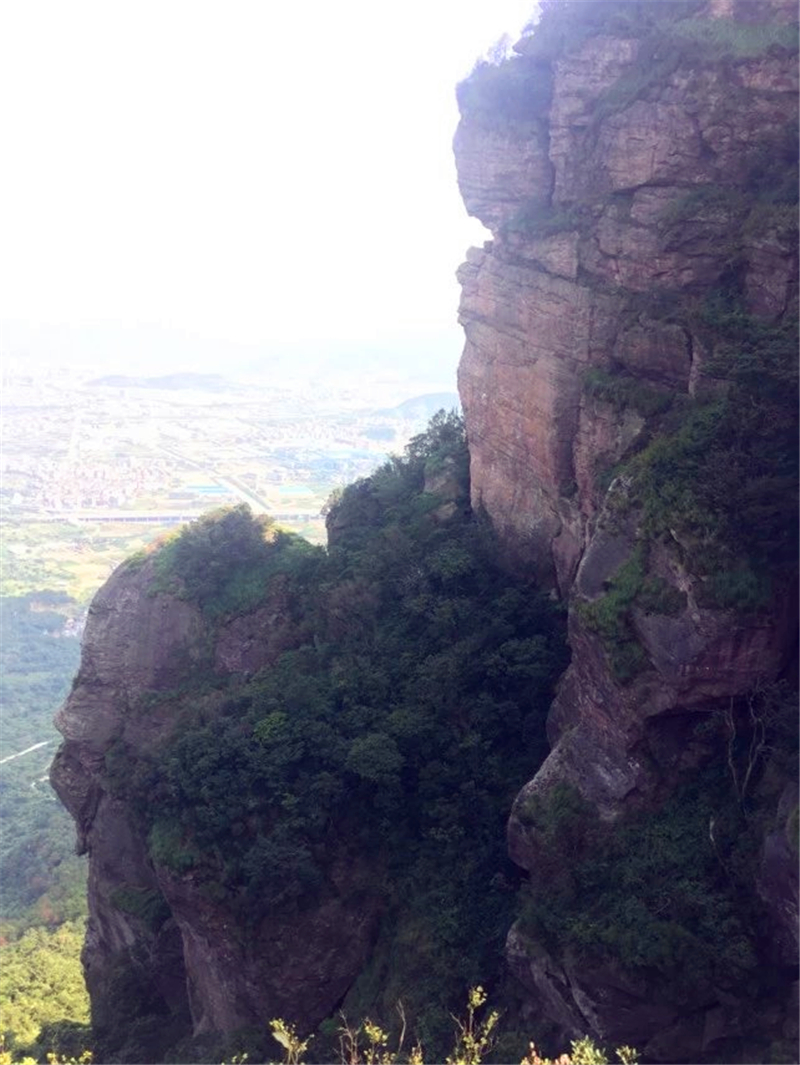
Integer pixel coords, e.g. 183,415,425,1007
756,783,800,966
51,557,380,1045
454,0,798,1058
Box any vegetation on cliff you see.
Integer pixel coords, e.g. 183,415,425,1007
518,706,797,991
461,0,798,643
91,413,569,1063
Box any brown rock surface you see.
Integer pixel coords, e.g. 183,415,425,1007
51,556,379,1043
453,119,552,232
454,1,798,1056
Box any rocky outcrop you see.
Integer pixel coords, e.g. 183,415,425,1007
454,0,797,1058
51,556,380,1048
457,20,797,585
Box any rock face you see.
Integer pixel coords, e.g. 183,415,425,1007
50,556,380,1049
458,24,797,586
454,0,798,1059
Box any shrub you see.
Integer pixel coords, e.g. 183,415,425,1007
517,761,763,1002
583,369,675,419
503,202,584,239
147,821,199,874
108,887,170,933
456,57,551,125
577,550,649,682
151,505,324,618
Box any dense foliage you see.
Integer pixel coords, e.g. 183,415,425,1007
105,413,568,1061
0,596,89,1058
0,922,89,1052
0,594,87,931
149,505,321,619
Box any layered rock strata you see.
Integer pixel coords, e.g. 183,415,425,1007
454,0,798,1058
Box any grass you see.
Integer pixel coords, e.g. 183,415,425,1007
576,546,685,682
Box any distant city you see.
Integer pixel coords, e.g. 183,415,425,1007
1,360,460,552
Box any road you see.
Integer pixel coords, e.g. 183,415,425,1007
0,739,55,766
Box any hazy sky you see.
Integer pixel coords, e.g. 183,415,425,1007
1,0,538,373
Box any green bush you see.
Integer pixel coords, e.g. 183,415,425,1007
518,761,762,1000
703,565,770,612
456,56,551,125
577,549,649,682
583,369,675,419
577,545,687,680
147,821,199,874
150,505,324,619
108,887,170,933
503,202,585,239
657,184,745,236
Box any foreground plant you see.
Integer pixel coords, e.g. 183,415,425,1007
337,1002,423,1065
0,1054,92,1065
269,1019,310,1065
446,986,500,1065
258,990,638,1065
522,1038,639,1065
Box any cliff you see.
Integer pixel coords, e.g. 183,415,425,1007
48,3,799,1062
51,527,381,1052
454,0,798,1059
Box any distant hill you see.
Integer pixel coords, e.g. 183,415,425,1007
87,373,235,391
373,392,460,420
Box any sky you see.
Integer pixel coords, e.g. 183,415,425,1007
1,0,539,377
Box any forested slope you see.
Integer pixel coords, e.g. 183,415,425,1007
50,415,569,1064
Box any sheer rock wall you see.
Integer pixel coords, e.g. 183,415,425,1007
454,0,797,1057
